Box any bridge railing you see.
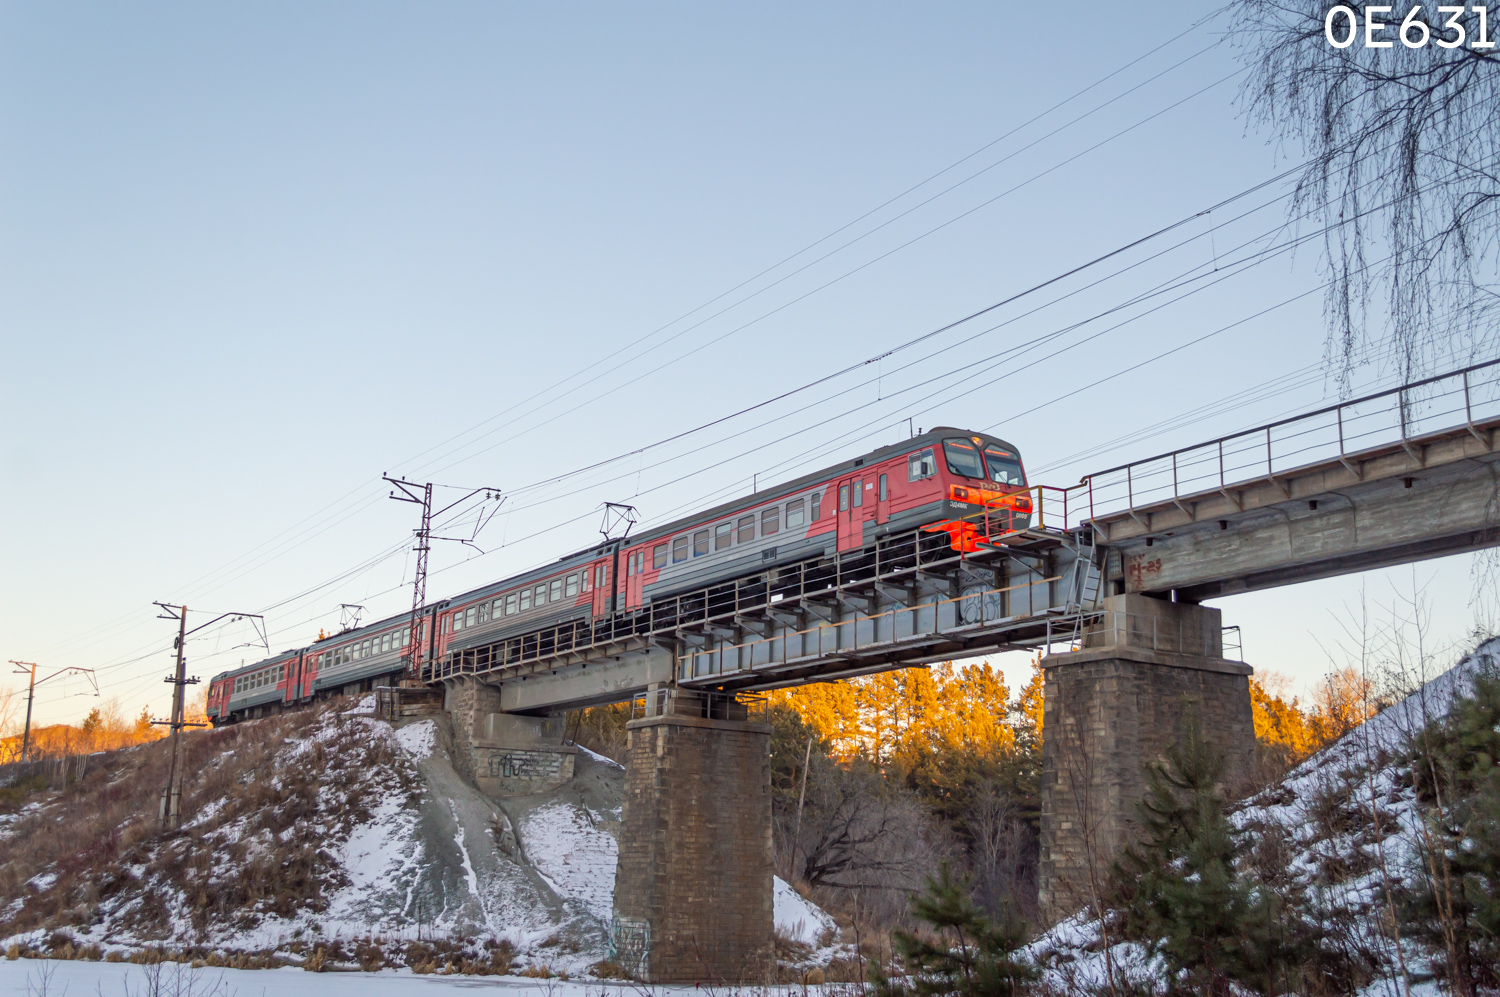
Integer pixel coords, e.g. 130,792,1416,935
1077,358,1500,525
1043,613,1245,661
1077,610,1224,657
424,523,1000,682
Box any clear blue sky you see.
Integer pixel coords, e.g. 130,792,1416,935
3,3,1491,726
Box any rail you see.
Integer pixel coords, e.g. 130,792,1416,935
1078,357,1500,526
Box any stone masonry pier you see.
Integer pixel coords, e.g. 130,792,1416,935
609,690,774,984
1037,593,1255,922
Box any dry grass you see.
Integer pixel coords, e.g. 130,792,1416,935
0,702,416,947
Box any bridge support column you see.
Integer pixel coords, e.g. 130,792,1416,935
1038,593,1254,923
610,692,773,983
444,676,576,797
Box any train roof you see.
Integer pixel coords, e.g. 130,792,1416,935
622,426,1019,548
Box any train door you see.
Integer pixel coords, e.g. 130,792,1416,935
875,469,891,525
285,654,299,704
836,475,863,551
590,554,614,616
620,550,639,609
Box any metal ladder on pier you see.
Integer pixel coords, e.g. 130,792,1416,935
1063,529,1104,613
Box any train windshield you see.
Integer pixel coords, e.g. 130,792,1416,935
942,439,986,479
984,447,1025,486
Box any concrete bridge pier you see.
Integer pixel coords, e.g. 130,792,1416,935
443,676,577,796
1038,593,1254,923
609,687,774,984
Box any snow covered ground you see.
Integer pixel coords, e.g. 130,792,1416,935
1023,636,1500,996
0,958,811,997
2,709,838,974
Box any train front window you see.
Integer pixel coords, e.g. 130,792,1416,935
943,439,986,479
984,448,1025,486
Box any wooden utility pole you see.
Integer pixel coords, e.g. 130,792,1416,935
8,661,37,762
151,603,265,829
161,604,189,828
8,661,97,764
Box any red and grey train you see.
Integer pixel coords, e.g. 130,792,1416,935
206,428,1028,723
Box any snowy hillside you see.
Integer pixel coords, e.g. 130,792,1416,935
0,700,836,976
1025,636,1500,995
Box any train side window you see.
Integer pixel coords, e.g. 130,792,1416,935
879,474,888,501
535,584,549,605
673,536,689,563
786,497,805,528
653,543,667,569
582,569,592,592
519,589,532,612
506,594,517,615
714,523,732,550
761,506,780,536
477,603,489,625
811,492,822,521
839,485,848,511
549,578,563,602
693,529,709,556
909,449,936,481
566,573,579,598
737,514,755,543
465,607,475,629
852,479,863,507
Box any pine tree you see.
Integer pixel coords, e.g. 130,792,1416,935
1402,671,1500,992
871,863,1035,997
1113,708,1301,995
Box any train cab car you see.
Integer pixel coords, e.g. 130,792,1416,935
608,427,1027,608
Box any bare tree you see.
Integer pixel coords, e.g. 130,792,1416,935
1234,1,1500,380
793,759,932,891
965,787,1038,924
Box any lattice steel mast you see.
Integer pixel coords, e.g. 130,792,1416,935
384,476,502,683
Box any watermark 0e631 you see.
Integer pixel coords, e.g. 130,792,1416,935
1324,4,1496,48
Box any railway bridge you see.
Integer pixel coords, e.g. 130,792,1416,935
424,360,1500,981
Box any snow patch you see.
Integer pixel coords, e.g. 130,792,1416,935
774,876,836,945
576,745,623,769
344,694,376,715
395,719,436,760
518,801,618,923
